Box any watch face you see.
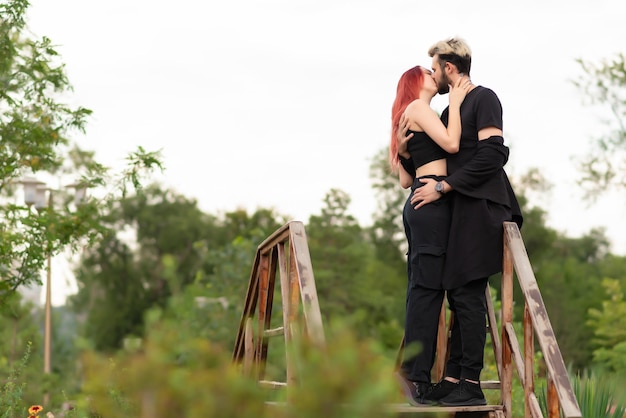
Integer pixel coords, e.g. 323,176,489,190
436,182,444,193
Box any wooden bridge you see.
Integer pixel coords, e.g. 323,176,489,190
232,221,582,418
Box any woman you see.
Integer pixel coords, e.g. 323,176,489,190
390,65,470,406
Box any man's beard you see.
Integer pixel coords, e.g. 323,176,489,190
437,73,451,95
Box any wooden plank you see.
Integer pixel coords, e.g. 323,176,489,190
434,301,449,381
385,403,503,413
263,327,284,337
243,318,254,376
547,376,559,418
481,380,501,390
258,248,279,379
528,392,545,418
232,251,262,361
255,252,271,379
289,222,326,347
501,232,514,418
257,223,291,255
524,305,535,418
505,323,526,387
277,242,296,387
486,286,503,383
269,402,503,414
503,222,581,418
288,240,301,327
259,380,287,389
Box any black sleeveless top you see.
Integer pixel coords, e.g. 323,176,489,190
406,130,448,168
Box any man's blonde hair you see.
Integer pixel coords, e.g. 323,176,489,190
428,37,472,75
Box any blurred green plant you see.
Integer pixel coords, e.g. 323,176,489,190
0,342,30,418
74,313,268,417
65,317,410,417
538,370,626,418
272,321,399,418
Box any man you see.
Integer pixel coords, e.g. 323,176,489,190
398,37,522,406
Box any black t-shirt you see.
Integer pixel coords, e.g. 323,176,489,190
440,86,503,175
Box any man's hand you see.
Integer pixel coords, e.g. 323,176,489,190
397,113,414,156
410,178,441,209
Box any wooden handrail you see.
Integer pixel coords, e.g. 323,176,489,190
502,222,582,418
232,221,325,385
232,221,583,417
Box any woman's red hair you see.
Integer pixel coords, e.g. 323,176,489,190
389,65,425,169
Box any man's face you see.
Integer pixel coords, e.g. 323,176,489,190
431,55,450,95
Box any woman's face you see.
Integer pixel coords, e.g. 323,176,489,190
421,68,437,94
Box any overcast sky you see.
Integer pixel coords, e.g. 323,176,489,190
23,0,626,303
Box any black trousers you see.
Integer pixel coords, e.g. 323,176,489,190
401,176,449,383
400,278,488,383
401,176,488,383
445,277,488,382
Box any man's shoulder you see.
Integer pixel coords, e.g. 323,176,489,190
473,85,498,97
470,85,502,105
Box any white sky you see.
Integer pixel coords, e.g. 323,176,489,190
22,0,626,303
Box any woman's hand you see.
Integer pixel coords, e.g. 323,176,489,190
449,76,472,109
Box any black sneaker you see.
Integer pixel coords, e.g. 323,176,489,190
439,379,487,406
393,372,432,407
423,379,458,403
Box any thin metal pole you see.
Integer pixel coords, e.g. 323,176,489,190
43,191,53,406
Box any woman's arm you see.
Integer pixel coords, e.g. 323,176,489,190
398,155,414,189
405,77,470,153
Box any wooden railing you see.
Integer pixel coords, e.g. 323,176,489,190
232,221,325,386
500,221,581,418
232,221,583,418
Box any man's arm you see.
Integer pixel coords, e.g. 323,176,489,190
443,88,505,192
410,136,508,208
444,135,509,194
410,88,506,209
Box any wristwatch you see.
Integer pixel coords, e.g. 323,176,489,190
435,181,445,195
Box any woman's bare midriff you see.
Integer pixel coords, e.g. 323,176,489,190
415,159,447,178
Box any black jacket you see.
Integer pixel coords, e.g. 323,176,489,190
443,136,523,288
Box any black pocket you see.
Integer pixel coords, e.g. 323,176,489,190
409,244,446,288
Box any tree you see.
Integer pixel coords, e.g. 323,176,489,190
70,186,210,351
306,188,404,347
0,0,162,299
574,53,626,199
587,278,626,372
70,188,288,352
368,147,409,271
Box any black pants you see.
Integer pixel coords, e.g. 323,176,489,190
401,176,488,383
445,277,488,382
401,176,449,383
401,278,488,383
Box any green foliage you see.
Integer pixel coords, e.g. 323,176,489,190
574,53,626,199
274,323,398,418
587,278,626,372
307,188,404,349
70,317,400,418
69,191,286,352
0,342,30,418
368,147,409,275
76,324,268,417
538,371,626,418
0,0,89,294
0,0,163,299
502,170,621,371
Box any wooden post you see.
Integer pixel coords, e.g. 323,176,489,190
523,304,534,418
501,227,514,418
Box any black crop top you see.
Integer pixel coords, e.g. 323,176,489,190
406,130,448,168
